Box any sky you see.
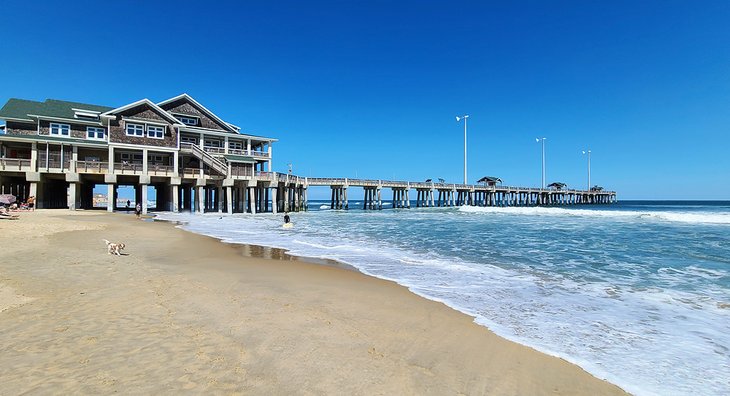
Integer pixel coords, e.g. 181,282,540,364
1,0,728,200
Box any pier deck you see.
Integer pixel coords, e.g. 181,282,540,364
305,177,616,210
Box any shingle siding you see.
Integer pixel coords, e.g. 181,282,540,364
108,104,178,148
38,120,88,139
6,121,37,136
162,100,231,131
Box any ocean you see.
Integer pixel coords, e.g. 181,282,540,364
156,201,730,396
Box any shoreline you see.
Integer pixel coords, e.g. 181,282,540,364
155,217,361,273
0,210,628,394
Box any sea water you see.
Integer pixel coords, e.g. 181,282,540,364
156,201,730,396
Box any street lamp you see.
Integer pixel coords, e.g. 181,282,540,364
582,150,591,190
456,115,469,184
536,137,546,188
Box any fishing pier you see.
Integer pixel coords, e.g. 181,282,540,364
302,177,616,210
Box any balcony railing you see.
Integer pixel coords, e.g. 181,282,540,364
114,162,143,174
75,161,109,174
203,146,226,154
0,158,32,171
202,146,269,159
250,151,269,159
148,164,175,176
180,167,211,177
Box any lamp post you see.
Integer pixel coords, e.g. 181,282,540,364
456,115,469,184
582,150,591,190
536,137,546,188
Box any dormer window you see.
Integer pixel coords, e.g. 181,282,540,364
73,108,101,120
177,115,199,126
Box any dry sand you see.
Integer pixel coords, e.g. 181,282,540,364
0,210,628,395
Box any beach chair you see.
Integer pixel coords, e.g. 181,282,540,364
0,207,19,220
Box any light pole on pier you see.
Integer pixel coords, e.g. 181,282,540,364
536,137,546,188
456,115,469,184
582,150,591,190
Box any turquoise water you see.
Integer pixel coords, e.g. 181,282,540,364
157,201,730,395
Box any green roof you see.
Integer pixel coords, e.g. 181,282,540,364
224,154,256,163
0,98,113,121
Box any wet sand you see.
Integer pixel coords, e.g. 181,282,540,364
0,210,628,395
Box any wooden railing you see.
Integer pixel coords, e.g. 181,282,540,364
0,158,32,171
75,161,109,173
114,162,143,174
181,143,228,175
148,164,175,176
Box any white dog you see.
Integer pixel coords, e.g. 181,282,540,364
103,239,126,256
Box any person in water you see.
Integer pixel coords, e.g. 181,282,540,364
284,213,290,224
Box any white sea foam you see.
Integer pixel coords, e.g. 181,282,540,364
458,205,730,224
155,208,730,396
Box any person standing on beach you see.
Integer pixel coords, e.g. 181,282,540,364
126,200,131,211
135,203,142,219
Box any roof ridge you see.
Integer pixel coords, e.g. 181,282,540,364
43,98,114,109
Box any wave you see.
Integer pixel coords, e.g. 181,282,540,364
458,205,730,225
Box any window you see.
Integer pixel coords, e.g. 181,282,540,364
50,123,70,136
177,116,199,126
147,125,165,139
86,127,105,140
229,141,243,150
126,123,144,137
148,155,165,164
120,153,143,162
181,136,198,144
204,139,221,148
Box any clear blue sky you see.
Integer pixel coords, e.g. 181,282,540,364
1,1,728,200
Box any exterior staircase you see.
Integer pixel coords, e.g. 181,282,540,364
180,143,228,176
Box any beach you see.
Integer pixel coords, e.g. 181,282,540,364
0,210,626,395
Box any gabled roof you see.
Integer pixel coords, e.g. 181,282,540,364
157,93,237,133
102,99,182,126
0,98,112,122
477,176,502,183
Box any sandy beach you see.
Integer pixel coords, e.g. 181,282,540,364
0,210,627,395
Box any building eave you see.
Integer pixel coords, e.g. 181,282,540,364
27,114,103,127
157,93,237,133
0,134,109,147
102,98,184,126
1,116,35,123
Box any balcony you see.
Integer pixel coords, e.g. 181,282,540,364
0,158,33,172
202,146,270,159
112,162,176,176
